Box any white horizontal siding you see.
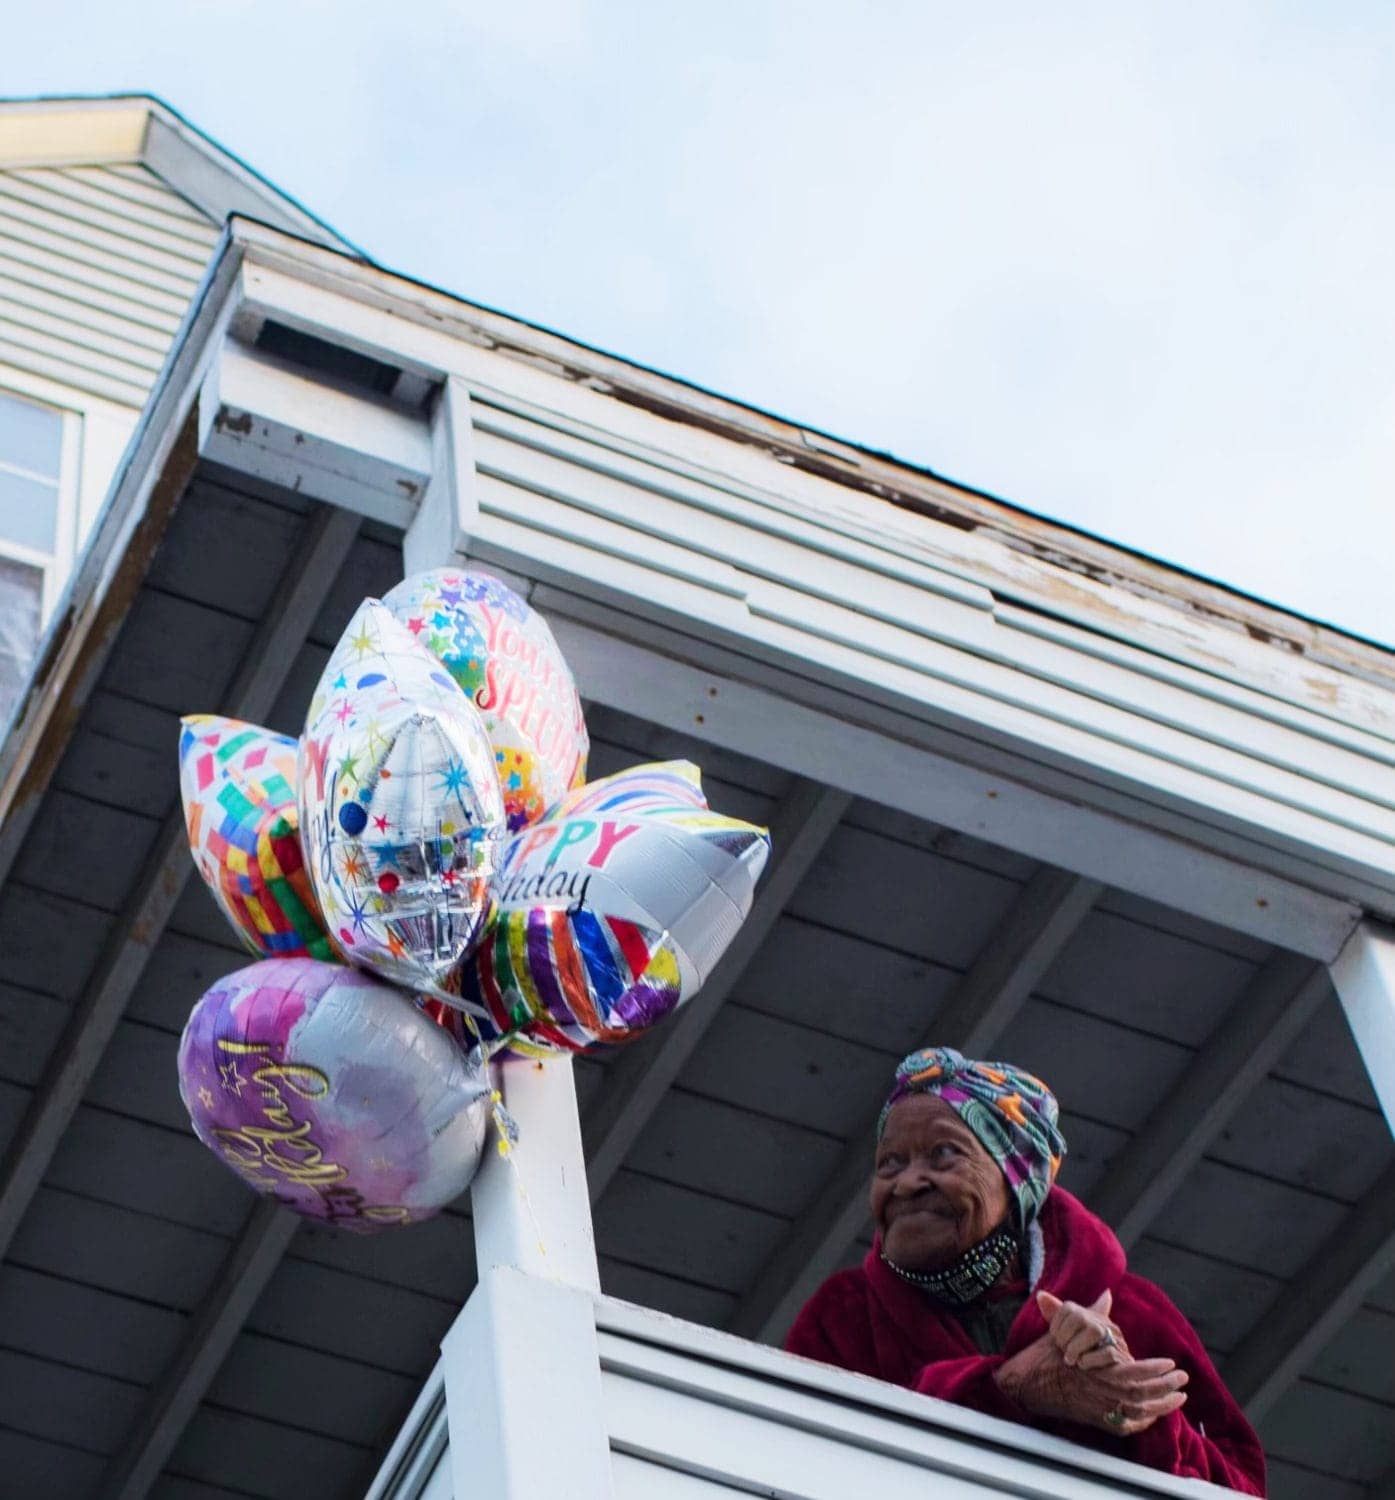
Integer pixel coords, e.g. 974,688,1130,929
8,166,217,243
466,400,1395,880
0,163,218,411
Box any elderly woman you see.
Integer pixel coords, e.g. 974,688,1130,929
786,1047,1266,1495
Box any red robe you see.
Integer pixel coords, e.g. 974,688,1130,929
785,1187,1265,1495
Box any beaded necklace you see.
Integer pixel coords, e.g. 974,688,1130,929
879,1222,1021,1306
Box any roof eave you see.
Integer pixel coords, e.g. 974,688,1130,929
222,217,1391,684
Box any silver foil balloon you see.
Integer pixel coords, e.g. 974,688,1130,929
299,600,507,993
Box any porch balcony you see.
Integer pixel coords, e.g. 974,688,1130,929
370,1270,1260,1500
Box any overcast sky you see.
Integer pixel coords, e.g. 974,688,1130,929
10,2,1393,646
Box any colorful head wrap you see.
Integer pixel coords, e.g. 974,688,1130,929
877,1046,1066,1232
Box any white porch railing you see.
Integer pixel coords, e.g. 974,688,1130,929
367,1273,1248,1500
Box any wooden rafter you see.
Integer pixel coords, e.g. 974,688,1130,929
0,502,360,1263
1090,954,1330,1250
1223,1157,1395,1425
582,779,851,1205
97,1198,298,1500
727,867,1102,1343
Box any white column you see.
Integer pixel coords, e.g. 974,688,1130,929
443,1267,614,1500
1330,918,1395,1137
472,1052,602,1291
403,373,477,575
445,1055,612,1499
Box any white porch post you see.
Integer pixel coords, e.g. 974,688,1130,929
471,1054,602,1292
403,374,478,576
441,1055,613,1500
1330,918,1395,1136
407,382,613,1496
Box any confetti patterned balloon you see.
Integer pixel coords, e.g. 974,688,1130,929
299,600,507,993
179,715,335,962
178,958,491,1232
382,568,588,832
448,761,770,1054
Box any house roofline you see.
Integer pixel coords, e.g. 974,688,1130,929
0,92,364,256
229,213,1394,684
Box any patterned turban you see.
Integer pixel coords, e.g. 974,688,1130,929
877,1046,1067,1232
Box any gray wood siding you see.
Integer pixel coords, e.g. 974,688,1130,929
0,164,218,407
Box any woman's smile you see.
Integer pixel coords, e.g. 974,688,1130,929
871,1094,1013,1269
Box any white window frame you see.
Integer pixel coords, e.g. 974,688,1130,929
0,353,145,607
0,377,84,624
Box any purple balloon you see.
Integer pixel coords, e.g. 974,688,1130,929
178,958,490,1232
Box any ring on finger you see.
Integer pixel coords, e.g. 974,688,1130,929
1103,1406,1128,1429
1090,1330,1117,1353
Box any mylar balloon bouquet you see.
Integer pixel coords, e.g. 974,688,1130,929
383,568,588,831
173,567,774,1232
451,761,770,1054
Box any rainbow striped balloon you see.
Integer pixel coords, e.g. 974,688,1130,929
448,761,770,1054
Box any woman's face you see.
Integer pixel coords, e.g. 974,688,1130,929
871,1093,1012,1270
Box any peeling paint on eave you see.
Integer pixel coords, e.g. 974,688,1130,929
227,220,1394,702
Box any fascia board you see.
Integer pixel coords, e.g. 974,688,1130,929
140,108,358,252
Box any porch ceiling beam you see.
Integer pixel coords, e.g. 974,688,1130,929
1331,919,1395,1136
0,502,360,1263
98,1199,298,1500
728,867,1102,1344
1222,1157,1395,1425
1090,953,1330,1250
583,780,851,1205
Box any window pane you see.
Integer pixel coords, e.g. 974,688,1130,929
0,466,58,553
0,391,63,479
0,554,42,729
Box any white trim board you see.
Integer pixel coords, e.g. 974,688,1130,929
206,235,1395,907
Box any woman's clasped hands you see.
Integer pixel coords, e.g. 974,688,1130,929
993,1289,1190,1437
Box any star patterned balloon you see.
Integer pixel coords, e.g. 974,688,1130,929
299,600,507,993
